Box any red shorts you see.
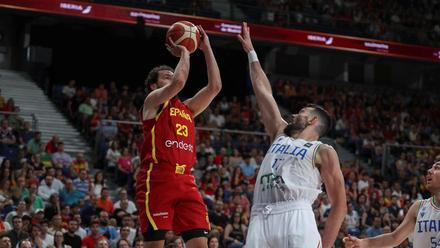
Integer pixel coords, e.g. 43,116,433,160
135,162,210,235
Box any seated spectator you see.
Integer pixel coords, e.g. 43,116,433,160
0,119,17,159
98,210,118,241
223,212,247,248
113,189,136,215
48,214,67,235
74,169,91,196
17,121,34,144
97,188,113,214
116,148,132,186
45,135,61,154
82,221,105,248
38,175,60,202
52,142,73,172
365,216,384,237
71,153,89,177
26,132,42,157
91,171,107,198
24,184,44,212
0,236,11,248
4,216,29,248
105,141,120,173
60,179,84,206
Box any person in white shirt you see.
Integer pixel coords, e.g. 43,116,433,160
238,22,346,248
38,175,59,201
344,161,440,248
113,189,136,214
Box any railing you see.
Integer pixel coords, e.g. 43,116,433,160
0,111,39,131
98,119,267,136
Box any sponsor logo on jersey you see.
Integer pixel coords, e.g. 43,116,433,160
152,212,169,218
259,173,285,191
165,140,194,152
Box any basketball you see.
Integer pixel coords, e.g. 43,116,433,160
166,21,201,54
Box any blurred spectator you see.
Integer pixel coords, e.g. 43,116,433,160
52,142,73,171
74,169,91,196
97,188,113,214
45,135,61,154
113,189,136,215
4,216,29,248
82,221,105,248
26,131,42,156
60,179,84,206
0,236,12,248
38,175,60,202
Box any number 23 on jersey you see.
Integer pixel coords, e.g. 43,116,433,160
176,123,188,137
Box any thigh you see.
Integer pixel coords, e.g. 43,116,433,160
244,215,270,248
136,180,175,234
173,181,210,233
281,210,321,248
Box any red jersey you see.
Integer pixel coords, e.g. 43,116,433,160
141,98,196,175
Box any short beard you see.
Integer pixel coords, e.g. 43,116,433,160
283,116,308,137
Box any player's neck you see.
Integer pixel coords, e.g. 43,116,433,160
293,131,319,141
434,194,440,208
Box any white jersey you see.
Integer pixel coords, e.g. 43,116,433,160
253,134,323,208
414,197,440,247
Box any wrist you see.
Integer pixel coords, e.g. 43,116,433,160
247,50,258,63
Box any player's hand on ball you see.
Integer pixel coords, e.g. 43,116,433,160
166,37,188,57
237,22,254,53
343,235,363,248
197,25,210,52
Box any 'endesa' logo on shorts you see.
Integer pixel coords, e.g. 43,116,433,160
165,140,194,152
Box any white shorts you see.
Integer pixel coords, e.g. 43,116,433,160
245,201,322,248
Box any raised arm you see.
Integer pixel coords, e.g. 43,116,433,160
143,39,190,120
344,200,419,248
237,22,286,140
315,144,347,248
184,26,222,117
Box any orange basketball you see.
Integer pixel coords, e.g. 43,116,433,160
166,21,201,54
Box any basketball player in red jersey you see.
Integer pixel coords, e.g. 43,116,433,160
136,26,221,248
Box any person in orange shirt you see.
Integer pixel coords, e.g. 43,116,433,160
97,187,113,214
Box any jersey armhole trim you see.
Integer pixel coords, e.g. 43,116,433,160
312,143,322,169
416,200,423,216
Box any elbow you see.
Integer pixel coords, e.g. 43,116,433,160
211,80,222,93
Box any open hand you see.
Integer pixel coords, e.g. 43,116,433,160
237,22,255,53
197,25,211,52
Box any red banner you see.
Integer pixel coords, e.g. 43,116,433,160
1,0,439,62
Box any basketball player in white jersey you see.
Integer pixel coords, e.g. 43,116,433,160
343,161,440,248
237,22,347,248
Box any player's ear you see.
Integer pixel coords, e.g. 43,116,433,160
150,83,158,90
309,115,318,125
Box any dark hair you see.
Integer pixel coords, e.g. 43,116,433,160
116,239,130,247
306,104,331,137
145,65,174,89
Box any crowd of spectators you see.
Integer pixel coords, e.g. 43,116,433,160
1,74,439,248
82,0,440,46
242,0,440,46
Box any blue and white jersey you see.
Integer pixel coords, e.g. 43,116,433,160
414,197,440,247
252,134,323,208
